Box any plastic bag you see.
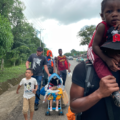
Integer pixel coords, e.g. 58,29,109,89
68,72,72,77
66,106,75,120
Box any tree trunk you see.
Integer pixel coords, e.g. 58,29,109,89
1,59,4,71
21,58,22,65
14,61,15,66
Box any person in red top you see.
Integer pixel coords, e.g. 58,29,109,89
87,0,120,104
57,49,71,90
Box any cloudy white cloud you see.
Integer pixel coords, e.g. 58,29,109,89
20,0,103,56
22,0,102,24
40,18,101,56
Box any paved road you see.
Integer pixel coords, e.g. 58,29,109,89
4,60,78,120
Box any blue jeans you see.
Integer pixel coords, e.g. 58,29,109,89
43,68,53,85
60,70,67,86
32,76,42,104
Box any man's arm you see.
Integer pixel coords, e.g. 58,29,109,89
65,56,71,72
70,75,119,113
53,64,55,73
26,61,30,69
26,54,32,69
44,65,50,77
56,57,60,75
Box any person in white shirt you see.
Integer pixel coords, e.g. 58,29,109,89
16,68,38,120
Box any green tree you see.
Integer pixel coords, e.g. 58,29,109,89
0,0,14,18
64,53,72,56
77,25,96,45
0,0,49,67
0,14,13,57
0,14,13,70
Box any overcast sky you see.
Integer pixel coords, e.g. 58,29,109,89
21,0,103,56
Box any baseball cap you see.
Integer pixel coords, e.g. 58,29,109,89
101,26,120,50
37,47,43,52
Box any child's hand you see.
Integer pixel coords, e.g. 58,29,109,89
45,99,47,102
106,58,120,72
114,20,120,30
16,91,19,94
32,89,37,94
56,92,59,95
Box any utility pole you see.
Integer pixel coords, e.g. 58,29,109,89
43,37,44,55
39,29,45,47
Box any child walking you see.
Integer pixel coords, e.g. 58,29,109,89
16,68,38,120
87,0,120,104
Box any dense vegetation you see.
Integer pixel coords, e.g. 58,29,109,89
77,25,96,45
0,0,48,71
64,49,87,57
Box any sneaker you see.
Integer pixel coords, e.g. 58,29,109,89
112,90,120,107
34,104,39,111
50,107,52,111
56,107,58,111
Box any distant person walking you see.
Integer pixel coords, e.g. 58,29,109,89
42,50,55,86
26,47,51,111
56,49,71,90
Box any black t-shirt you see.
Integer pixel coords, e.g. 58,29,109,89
27,54,47,76
72,62,120,120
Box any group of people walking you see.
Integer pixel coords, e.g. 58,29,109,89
15,0,120,120
16,47,70,120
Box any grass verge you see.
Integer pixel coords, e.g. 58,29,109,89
0,64,26,82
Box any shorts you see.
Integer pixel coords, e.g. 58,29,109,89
22,96,35,114
47,88,63,100
87,46,112,78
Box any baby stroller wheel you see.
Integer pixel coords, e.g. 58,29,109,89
58,111,64,115
45,111,50,116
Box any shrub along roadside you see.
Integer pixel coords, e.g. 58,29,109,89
0,63,26,83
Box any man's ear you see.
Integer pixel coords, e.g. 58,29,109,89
100,13,104,20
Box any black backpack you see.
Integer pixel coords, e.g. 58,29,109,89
76,60,115,120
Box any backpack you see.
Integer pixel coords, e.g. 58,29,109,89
46,57,54,67
76,60,114,120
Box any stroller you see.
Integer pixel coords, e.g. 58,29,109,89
41,73,64,116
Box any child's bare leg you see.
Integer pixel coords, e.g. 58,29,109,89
56,100,59,107
55,100,59,111
23,98,29,120
30,112,34,120
23,114,28,120
50,100,53,107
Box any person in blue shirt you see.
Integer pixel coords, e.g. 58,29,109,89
42,50,55,86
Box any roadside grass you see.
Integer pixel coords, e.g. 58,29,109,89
0,64,26,82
